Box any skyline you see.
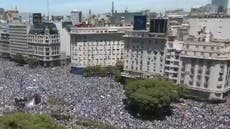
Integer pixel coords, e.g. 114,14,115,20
0,0,220,15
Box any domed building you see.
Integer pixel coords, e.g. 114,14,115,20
27,22,61,66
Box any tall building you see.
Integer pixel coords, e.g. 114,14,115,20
70,26,132,73
27,22,61,66
9,23,29,57
212,0,229,14
70,10,82,26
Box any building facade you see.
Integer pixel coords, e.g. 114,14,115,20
122,31,167,78
9,23,29,57
70,11,82,26
178,18,230,99
27,23,60,66
70,26,132,69
122,17,230,100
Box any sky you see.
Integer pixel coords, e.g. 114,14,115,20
0,0,226,15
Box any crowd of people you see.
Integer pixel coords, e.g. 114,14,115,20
0,59,230,129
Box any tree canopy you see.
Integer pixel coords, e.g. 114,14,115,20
125,79,183,119
13,53,26,66
0,113,65,129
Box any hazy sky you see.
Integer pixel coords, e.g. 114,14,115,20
0,0,224,15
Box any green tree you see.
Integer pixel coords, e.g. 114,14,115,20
26,58,39,68
0,113,66,129
13,53,26,66
125,79,183,119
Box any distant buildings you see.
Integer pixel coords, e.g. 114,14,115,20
110,10,144,25
190,4,218,17
6,9,19,23
0,12,64,67
70,10,82,26
212,0,229,14
19,12,32,24
70,26,132,71
190,0,229,17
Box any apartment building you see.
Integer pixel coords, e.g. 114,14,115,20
122,31,167,78
27,22,60,66
70,26,132,70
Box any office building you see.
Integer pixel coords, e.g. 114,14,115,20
212,0,229,14
70,10,82,26
27,22,61,66
9,23,29,57
70,26,132,70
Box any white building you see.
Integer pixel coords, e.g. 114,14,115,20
70,11,82,26
122,31,168,78
27,22,61,66
70,26,132,68
178,18,230,100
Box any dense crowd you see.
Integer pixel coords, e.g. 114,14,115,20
0,59,230,129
